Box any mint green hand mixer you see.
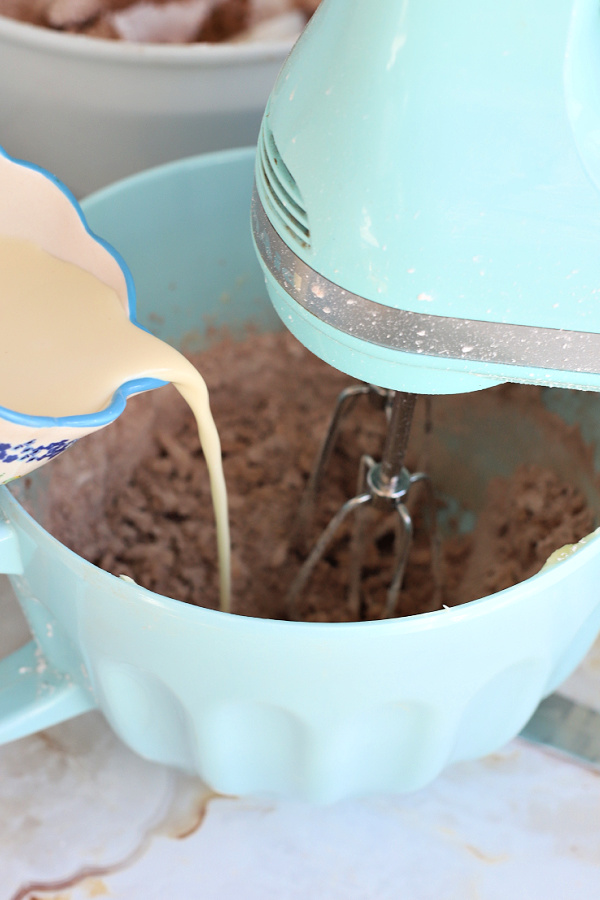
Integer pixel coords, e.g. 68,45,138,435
252,0,600,616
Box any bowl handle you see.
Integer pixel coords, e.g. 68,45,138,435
0,522,96,744
0,641,96,744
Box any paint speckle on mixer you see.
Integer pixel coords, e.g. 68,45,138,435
417,293,433,302
311,284,325,299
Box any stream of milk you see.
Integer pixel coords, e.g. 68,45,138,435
0,236,230,611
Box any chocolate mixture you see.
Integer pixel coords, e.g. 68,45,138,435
0,0,318,43
39,331,597,623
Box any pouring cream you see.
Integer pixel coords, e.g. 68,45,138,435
0,235,231,611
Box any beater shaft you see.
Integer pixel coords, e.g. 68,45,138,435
374,392,416,499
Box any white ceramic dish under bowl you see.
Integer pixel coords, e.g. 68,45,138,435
0,14,293,196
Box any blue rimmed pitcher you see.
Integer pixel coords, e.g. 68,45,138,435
0,146,165,483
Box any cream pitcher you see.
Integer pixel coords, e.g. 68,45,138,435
0,146,172,482
0,146,230,609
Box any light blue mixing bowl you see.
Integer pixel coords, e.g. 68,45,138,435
1,148,600,802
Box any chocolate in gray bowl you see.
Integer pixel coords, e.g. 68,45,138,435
0,3,302,196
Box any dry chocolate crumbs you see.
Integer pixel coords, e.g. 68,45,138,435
42,331,597,622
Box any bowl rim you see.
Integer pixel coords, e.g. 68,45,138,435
0,10,295,66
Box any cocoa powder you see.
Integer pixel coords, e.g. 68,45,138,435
40,331,598,622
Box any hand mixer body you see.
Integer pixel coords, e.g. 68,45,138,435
252,0,600,394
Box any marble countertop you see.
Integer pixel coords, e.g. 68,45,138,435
1,575,599,900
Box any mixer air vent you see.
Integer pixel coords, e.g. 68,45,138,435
257,122,311,249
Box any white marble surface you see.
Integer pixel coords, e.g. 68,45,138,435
1,576,600,900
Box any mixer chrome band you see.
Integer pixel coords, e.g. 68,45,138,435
252,190,600,376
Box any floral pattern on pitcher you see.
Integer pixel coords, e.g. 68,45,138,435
0,437,78,484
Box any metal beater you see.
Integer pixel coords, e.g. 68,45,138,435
252,0,600,617
287,385,439,619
